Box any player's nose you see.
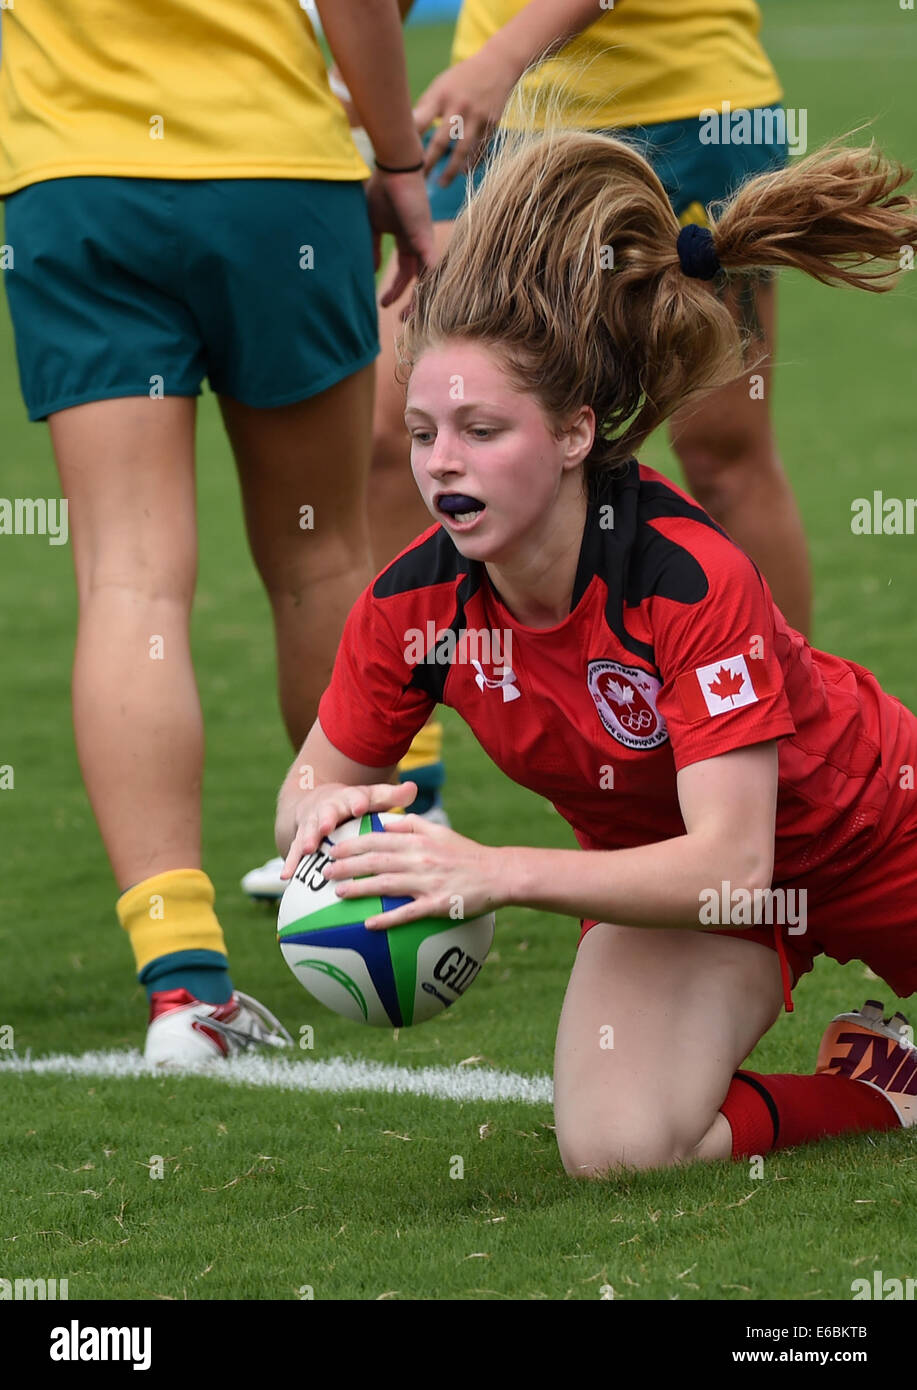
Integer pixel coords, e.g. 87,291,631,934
425,433,466,481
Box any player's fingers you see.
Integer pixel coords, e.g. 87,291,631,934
368,780,417,812
331,859,380,887
378,814,424,835
411,79,443,137
398,286,419,324
329,833,413,864
327,837,380,864
310,792,367,846
379,252,418,308
379,267,410,308
294,785,420,872
379,278,407,311
422,123,455,177
438,138,479,188
280,843,302,880
281,819,317,877
435,122,478,187
333,870,393,899
365,898,428,930
344,786,374,820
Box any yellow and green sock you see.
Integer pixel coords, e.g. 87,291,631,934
116,868,233,1004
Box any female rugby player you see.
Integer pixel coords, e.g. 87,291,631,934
0,0,434,1062
276,121,917,1172
333,0,809,895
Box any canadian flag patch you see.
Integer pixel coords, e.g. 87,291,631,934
675,653,774,722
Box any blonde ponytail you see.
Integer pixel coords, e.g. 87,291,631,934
398,95,917,481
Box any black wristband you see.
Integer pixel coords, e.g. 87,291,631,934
374,158,425,174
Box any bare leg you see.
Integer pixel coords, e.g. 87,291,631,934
554,922,785,1175
369,221,456,569
219,362,376,750
49,396,200,891
669,278,812,637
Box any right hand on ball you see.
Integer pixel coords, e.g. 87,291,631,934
279,781,418,882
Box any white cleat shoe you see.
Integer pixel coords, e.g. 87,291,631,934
144,987,292,1065
241,856,288,903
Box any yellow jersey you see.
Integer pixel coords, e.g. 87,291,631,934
0,1,370,196
453,0,782,130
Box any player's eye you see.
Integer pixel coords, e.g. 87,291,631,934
469,427,496,439
410,429,434,444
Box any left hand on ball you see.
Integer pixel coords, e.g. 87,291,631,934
323,815,504,928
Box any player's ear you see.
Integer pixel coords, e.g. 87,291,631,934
559,405,595,471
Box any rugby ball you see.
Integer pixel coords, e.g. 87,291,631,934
277,813,494,1026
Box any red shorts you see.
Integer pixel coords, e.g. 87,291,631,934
580,797,917,1013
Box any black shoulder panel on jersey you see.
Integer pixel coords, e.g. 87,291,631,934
372,526,472,600
626,478,722,609
372,528,484,704
406,563,484,702
574,463,737,674
638,477,730,545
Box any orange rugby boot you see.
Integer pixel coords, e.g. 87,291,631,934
816,1000,916,1127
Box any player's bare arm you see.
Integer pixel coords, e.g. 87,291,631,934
324,743,778,930
314,0,423,172
315,0,436,296
500,741,778,926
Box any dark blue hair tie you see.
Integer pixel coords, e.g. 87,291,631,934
676,223,722,280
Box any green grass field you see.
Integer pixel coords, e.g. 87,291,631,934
1,0,916,1305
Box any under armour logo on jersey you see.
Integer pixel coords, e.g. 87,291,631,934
471,660,520,702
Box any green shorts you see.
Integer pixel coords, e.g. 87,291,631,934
2,176,380,421
425,106,789,225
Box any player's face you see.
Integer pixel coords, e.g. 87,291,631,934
405,340,592,562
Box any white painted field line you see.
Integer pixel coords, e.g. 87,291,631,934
0,1050,553,1105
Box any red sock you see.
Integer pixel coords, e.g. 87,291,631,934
720,1071,901,1157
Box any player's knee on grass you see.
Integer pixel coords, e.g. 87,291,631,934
558,1107,717,1177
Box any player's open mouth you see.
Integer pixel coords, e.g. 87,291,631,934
436,493,486,527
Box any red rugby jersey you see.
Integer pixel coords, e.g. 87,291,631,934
319,462,914,891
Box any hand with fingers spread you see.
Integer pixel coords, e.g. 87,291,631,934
322,813,505,929
413,48,519,190
279,780,418,884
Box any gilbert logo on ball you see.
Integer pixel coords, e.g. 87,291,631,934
277,814,494,1026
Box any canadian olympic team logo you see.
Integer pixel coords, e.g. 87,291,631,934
587,659,669,751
